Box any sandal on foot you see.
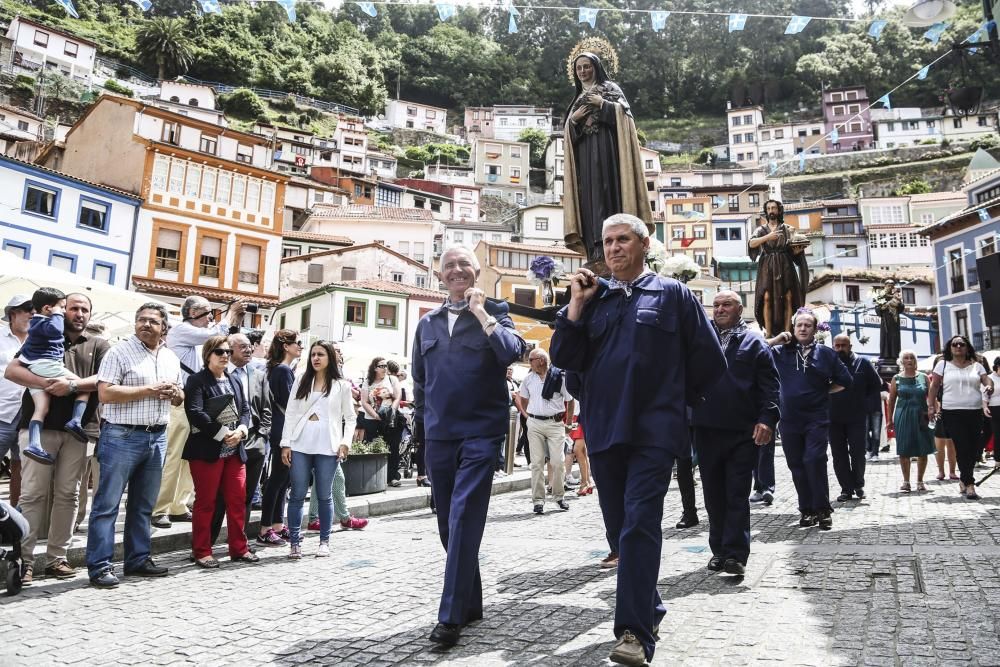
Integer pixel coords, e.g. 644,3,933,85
916,482,927,492
900,482,911,493
195,557,219,569
231,552,260,563
936,473,945,481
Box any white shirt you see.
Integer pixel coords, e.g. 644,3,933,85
166,320,229,382
986,372,1000,407
934,360,988,411
0,327,25,423
229,364,251,403
519,370,571,417
447,310,459,335
295,391,332,455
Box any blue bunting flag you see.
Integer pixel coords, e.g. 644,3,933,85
877,93,891,110
768,160,778,176
728,13,747,32
868,20,887,40
356,1,377,17
980,209,992,222
784,16,811,35
798,153,806,172
650,11,670,32
199,0,221,14
436,2,455,21
55,0,80,18
130,0,152,10
916,65,930,80
923,22,948,45
277,0,296,22
830,127,839,144
579,7,599,28
508,13,518,33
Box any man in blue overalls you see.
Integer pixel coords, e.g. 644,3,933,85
691,291,779,576
771,311,852,530
830,333,882,502
551,214,726,666
412,246,526,648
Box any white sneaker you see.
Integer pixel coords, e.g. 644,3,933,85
315,542,330,558
749,491,765,503
288,544,302,560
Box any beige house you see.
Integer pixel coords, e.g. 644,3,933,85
279,241,433,300
471,137,530,205
301,204,435,268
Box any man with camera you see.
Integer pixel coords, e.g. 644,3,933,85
152,296,246,529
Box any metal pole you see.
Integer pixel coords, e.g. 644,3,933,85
506,409,518,475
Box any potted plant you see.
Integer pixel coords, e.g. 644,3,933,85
342,436,389,496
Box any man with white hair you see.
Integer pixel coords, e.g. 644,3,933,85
152,296,245,529
413,245,527,648
691,290,779,576
515,347,573,515
551,214,726,666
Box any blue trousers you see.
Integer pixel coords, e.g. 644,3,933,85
86,423,166,579
693,427,755,565
426,435,502,625
752,436,775,494
590,444,673,662
829,419,867,496
287,451,339,545
780,421,832,514
866,408,883,456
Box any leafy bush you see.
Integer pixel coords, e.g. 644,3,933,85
971,135,1000,151
220,88,267,120
269,95,298,112
893,179,932,196
103,79,134,97
352,436,388,455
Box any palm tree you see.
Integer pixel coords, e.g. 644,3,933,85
135,17,194,81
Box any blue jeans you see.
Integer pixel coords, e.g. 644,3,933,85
287,451,339,544
866,409,883,456
0,412,21,462
752,436,775,494
86,423,166,579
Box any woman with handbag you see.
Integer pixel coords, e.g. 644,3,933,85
360,356,402,486
281,341,356,558
183,336,255,568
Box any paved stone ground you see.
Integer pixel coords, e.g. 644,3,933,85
6,449,1000,666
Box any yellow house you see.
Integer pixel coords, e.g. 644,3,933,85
663,195,713,272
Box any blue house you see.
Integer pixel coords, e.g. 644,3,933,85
919,170,1000,351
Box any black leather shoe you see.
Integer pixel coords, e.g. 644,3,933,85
799,513,817,527
854,488,865,500
557,500,570,511
151,514,171,529
836,493,852,502
168,511,193,522
723,558,745,576
90,569,119,588
675,515,699,529
533,504,543,515
125,558,168,577
818,510,833,529
429,622,461,647
707,556,724,571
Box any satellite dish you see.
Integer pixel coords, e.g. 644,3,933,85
901,0,957,28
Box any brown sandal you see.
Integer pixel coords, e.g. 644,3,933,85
195,557,219,569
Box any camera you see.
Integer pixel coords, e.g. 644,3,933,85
245,302,259,314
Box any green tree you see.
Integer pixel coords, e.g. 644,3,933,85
517,127,549,168
893,179,932,196
135,17,194,80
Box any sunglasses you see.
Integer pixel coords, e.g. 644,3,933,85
211,349,232,356
951,341,966,348
376,364,388,368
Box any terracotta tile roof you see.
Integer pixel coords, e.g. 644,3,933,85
0,102,43,122
131,277,280,307
907,191,965,203
282,231,354,245
0,153,141,201
309,205,435,221
333,279,446,301
280,242,427,270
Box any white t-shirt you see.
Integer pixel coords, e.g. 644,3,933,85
294,391,333,455
934,360,988,410
987,372,1000,407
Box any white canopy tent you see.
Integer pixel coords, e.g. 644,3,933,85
0,250,172,341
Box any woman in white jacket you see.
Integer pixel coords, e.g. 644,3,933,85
280,341,356,558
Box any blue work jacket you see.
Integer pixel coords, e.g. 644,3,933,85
691,328,780,431
829,353,883,423
772,342,853,429
412,300,526,441
549,273,727,458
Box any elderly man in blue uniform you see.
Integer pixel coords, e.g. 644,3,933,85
550,213,726,667
771,311,852,530
691,291,779,577
830,333,882,502
412,245,526,648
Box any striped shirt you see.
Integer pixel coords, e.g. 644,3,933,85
98,335,182,426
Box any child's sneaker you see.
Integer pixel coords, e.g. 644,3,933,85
340,516,368,530
315,542,330,558
64,420,88,443
287,544,302,559
278,525,291,540
22,445,54,465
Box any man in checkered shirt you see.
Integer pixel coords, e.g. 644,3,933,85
85,303,184,588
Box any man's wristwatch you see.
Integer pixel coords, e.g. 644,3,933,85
68,380,78,395
482,315,498,334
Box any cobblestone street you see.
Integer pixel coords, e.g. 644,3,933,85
6,450,1000,666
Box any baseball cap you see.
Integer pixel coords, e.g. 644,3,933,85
2,294,32,323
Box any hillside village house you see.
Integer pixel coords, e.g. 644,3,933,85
331,113,368,175
273,279,445,358
544,133,565,199
0,102,45,153
519,203,564,246
861,192,965,270
725,102,827,165
39,94,288,320
871,107,999,148
920,169,1000,349
366,151,397,179
384,99,447,135
471,137,530,205
300,204,435,268
281,230,352,259
5,16,96,83
463,106,495,141
663,196,713,271
0,153,142,290
252,123,334,176
282,175,349,230
392,178,481,223
492,105,554,142
152,80,227,126
279,242,433,300
823,86,875,152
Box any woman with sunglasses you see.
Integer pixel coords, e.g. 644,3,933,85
281,341,356,558
183,335,255,567
256,329,303,547
361,357,402,485
928,336,994,500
